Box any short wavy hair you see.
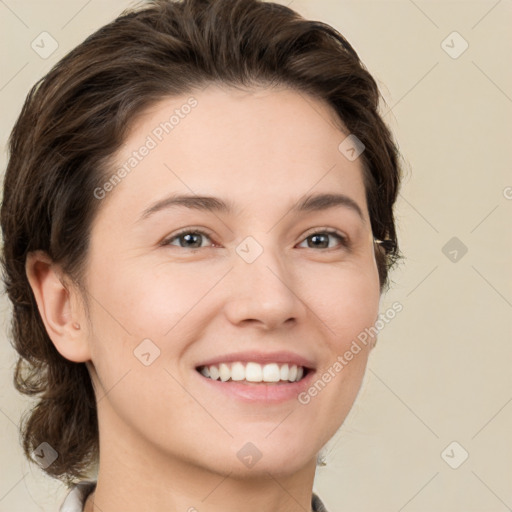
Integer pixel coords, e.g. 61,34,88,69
1,0,402,485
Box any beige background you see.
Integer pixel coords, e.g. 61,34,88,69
1,1,511,510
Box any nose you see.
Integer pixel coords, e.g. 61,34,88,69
222,241,306,331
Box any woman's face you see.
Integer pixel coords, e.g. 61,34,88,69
82,85,380,477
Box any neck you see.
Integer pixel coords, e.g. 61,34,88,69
86,460,317,512
86,407,318,512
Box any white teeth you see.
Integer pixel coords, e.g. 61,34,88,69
245,362,263,382
231,362,245,381
209,365,219,380
262,363,280,382
198,361,306,383
219,363,230,382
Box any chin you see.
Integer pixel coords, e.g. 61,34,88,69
220,434,319,478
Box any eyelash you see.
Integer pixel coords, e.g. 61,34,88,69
161,228,350,251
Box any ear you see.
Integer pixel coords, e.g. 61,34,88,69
25,250,91,363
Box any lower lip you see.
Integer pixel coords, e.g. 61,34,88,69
196,370,315,403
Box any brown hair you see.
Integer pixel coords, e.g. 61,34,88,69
1,0,401,485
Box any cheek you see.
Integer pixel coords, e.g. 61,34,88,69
297,268,378,442
84,260,224,403
302,261,380,347
88,258,223,341
297,260,379,404
87,250,380,362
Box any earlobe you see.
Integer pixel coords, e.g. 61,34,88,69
25,250,91,363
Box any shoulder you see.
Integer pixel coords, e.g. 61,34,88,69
312,491,329,512
59,481,97,512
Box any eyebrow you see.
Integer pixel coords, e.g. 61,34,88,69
138,192,365,222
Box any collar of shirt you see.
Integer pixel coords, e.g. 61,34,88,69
59,481,329,512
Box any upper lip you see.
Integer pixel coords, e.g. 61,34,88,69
195,350,316,370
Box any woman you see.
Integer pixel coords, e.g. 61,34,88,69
1,0,401,510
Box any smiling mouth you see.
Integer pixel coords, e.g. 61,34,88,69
196,362,310,384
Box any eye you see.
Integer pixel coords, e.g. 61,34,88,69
297,229,349,250
162,229,215,249
161,228,349,251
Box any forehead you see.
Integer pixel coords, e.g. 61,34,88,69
97,84,368,222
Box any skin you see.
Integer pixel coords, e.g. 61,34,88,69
26,84,381,512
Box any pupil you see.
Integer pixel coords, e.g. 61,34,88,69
310,234,328,248
183,233,201,247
